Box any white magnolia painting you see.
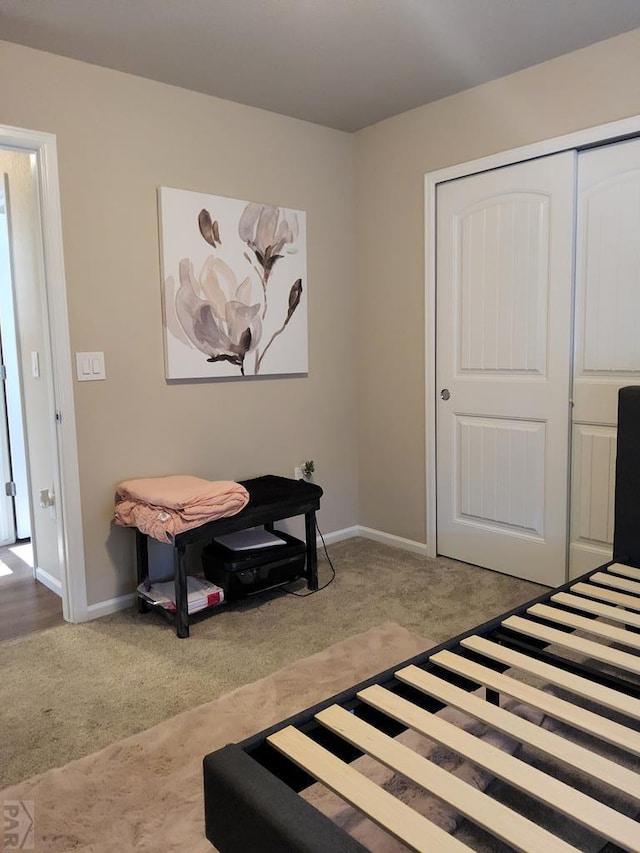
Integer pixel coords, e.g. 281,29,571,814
158,187,308,379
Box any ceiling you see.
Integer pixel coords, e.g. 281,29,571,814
2,0,640,132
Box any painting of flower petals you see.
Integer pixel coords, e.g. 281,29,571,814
158,187,308,379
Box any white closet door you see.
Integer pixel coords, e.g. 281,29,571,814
570,138,640,578
436,153,575,586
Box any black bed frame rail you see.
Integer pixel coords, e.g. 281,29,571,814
213,559,636,776
204,386,640,853
204,559,640,852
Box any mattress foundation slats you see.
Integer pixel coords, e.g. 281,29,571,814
571,582,640,612
432,649,640,756
608,563,640,582
502,615,640,677
357,685,640,852
461,635,640,722
551,592,640,630
266,726,470,853
314,704,578,853
395,666,640,801
590,572,640,596
527,603,640,651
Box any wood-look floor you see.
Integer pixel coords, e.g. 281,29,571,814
0,542,64,642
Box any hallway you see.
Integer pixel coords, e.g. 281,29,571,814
0,542,64,641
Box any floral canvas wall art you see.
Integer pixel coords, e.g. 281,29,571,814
158,187,308,379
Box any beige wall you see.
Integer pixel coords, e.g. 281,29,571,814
354,27,640,544
0,41,358,605
2,26,640,606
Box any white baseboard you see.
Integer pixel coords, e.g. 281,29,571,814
317,524,428,555
84,592,137,621
355,526,429,556
35,566,62,596
82,525,427,621
316,525,359,546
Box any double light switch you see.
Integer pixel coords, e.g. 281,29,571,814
76,351,106,381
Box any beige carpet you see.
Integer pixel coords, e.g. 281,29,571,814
0,622,429,853
2,596,637,852
0,538,546,788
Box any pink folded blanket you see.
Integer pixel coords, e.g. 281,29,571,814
114,475,249,542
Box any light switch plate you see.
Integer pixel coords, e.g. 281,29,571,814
76,351,106,381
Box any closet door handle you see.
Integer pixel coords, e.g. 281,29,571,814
440,388,451,401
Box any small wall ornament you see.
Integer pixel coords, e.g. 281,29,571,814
301,460,315,481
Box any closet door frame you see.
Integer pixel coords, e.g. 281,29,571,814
425,114,640,561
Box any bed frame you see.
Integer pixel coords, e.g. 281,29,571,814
203,387,640,853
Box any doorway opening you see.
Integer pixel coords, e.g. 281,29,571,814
0,124,86,625
0,541,64,641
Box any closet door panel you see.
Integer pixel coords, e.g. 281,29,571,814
570,138,640,577
436,153,575,586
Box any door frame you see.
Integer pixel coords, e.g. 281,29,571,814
425,112,640,559
1,123,87,622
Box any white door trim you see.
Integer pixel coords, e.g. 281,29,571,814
425,113,640,559
1,123,87,622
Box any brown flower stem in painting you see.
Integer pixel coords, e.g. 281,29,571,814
255,321,285,374
254,279,302,375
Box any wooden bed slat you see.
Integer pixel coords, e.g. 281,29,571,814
432,649,640,756
266,726,470,853
608,563,640,582
461,635,640,723
590,571,640,596
571,582,640,612
395,665,640,801
315,704,579,853
528,603,640,651
357,685,640,851
502,615,640,676
551,592,640,629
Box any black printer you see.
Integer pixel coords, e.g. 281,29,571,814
202,530,306,599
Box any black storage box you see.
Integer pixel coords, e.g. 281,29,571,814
202,531,306,599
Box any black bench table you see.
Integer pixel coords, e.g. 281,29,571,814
135,475,323,638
